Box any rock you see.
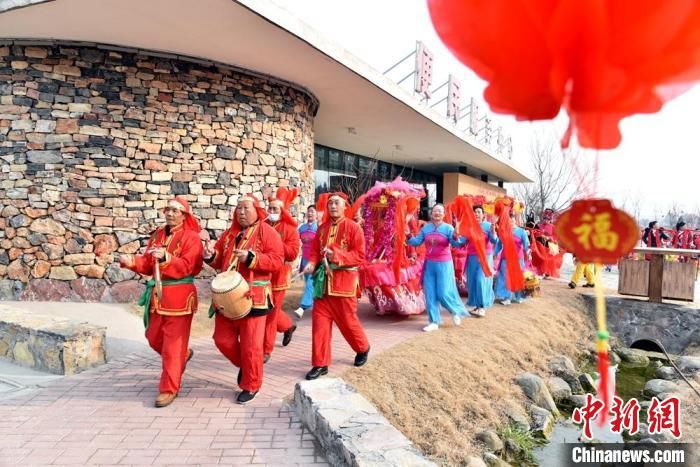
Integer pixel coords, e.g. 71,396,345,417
638,438,657,444
609,351,621,366
30,218,66,236
1,205,20,217
20,279,76,301
465,456,488,467
49,266,78,281
656,367,677,380
26,150,62,164
104,263,136,284
643,379,679,398
42,243,64,260
548,355,583,394
7,259,30,282
115,231,140,246
579,373,596,392
618,348,651,366
64,239,83,255
0,280,21,300
27,232,47,246
74,265,105,279
561,394,587,411
503,439,522,462
31,260,51,279
547,377,572,402
516,373,560,415
70,278,107,302
109,280,144,302
529,405,555,440
677,356,700,376
63,253,95,266
650,360,663,369
9,215,26,228
0,251,8,266
503,401,530,431
476,430,504,453
117,241,140,254
482,452,512,467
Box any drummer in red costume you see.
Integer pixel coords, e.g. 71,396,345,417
204,195,284,404
119,196,203,408
263,188,301,363
302,192,370,380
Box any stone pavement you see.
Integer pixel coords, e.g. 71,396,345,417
0,301,427,466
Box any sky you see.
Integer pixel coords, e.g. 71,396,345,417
271,0,699,219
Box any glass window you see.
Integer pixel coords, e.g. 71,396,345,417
343,153,357,174
358,156,373,175
378,162,391,180
314,169,329,198
314,146,327,170
328,149,342,171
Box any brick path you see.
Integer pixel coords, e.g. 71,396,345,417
0,301,426,466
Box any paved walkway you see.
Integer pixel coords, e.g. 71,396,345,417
0,301,427,466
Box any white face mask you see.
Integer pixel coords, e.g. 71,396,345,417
268,213,280,222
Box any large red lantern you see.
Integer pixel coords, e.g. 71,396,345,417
428,0,700,149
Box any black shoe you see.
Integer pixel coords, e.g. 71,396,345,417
305,366,328,380
263,354,270,364
237,369,243,385
282,325,297,347
236,390,257,405
583,283,595,288
354,348,370,367
568,282,576,289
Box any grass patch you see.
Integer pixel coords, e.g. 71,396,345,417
498,422,546,466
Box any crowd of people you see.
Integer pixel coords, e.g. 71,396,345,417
119,183,700,408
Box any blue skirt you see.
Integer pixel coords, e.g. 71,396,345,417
466,254,494,308
494,258,525,301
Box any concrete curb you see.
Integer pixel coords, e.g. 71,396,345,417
294,377,436,467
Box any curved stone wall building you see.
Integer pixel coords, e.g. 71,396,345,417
0,43,317,301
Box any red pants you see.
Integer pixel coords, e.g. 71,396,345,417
312,295,370,367
145,312,193,394
263,289,294,355
213,313,266,392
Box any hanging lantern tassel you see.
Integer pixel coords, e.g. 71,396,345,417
594,263,611,426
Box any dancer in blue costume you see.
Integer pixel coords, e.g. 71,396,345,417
294,205,318,319
406,204,468,332
465,205,498,317
494,210,530,305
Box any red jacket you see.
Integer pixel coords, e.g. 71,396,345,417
209,221,284,316
267,220,301,291
310,217,365,298
130,224,203,316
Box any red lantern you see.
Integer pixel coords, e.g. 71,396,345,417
554,199,639,264
428,0,700,149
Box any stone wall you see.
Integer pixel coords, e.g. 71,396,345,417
0,42,316,301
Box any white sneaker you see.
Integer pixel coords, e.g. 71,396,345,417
500,299,511,306
513,298,523,304
452,315,462,326
473,308,486,317
293,307,305,319
423,323,439,332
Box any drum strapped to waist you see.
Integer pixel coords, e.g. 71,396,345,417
211,257,253,320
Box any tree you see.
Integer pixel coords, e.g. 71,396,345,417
513,134,592,221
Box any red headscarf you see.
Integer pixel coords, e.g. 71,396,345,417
319,192,351,224
268,187,299,227
163,196,201,232
231,195,268,236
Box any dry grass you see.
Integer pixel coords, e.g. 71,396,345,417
343,282,593,466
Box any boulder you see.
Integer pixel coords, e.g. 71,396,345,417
561,394,587,411
7,259,30,282
579,373,596,392
655,367,677,381
516,373,559,415
476,430,504,453
529,405,555,440
503,401,530,431
20,279,77,301
677,356,700,376
547,377,572,402
548,355,583,394
482,453,512,467
70,278,107,302
465,457,488,467
643,379,679,398
0,280,21,300
115,231,140,246
108,280,145,303
618,348,651,366
104,263,136,284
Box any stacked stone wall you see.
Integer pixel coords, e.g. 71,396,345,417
0,43,316,301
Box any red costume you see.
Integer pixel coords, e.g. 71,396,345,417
208,197,284,395
308,194,370,369
264,188,301,357
126,196,203,397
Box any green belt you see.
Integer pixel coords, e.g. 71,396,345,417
138,276,195,328
208,279,270,318
312,265,357,299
